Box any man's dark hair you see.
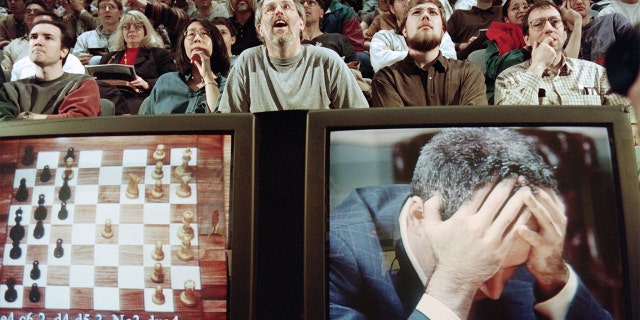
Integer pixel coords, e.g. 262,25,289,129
399,0,446,34
31,20,74,65
410,128,557,219
24,0,48,11
605,23,640,95
501,0,532,19
212,17,237,37
521,0,567,36
175,19,231,77
34,11,62,23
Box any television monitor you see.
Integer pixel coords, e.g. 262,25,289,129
0,115,254,319
305,106,640,320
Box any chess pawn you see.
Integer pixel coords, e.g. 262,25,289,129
28,283,40,303
177,211,195,241
150,262,165,283
176,175,192,198
57,201,68,220
15,177,29,202
9,240,22,259
54,238,64,258
152,285,165,305
125,174,141,199
63,156,74,180
30,260,41,280
176,233,194,261
21,145,35,166
9,209,25,242
33,219,45,239
4,278,17,303
179,279,198,307
58,176,71,202
151,241,164,261
102,219,113,239
153,144,166,162
40,165,51,183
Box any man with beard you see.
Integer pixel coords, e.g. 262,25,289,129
217,0,368,112
494,1,631,108
227,0,261,55
0,20,100,119
370,0,487,107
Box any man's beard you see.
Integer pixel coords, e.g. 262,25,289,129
406,31,442,52
266,28,296,46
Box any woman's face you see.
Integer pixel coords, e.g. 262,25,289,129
505,0,529,25
122,20,145,48
184,21,214,59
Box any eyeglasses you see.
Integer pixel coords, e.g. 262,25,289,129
122,23,144,31
300,0,318,6
99,3,117,10
529,16,563,30
184,29,211,41
509,4,529,12
25,8,42,14
264,1,296,15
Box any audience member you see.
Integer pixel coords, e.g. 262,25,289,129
363,0,402,50
227,0,261,55
330,127,614,319
569,0,631,65
0,0,27,48
212,16,238,66
1,0,47,72
371,0,487,107
10,11,85,80
484,0,581,103
494,1,630,108
598,0,640,25
218,0,368,112
97,10,176,114
368,0,456,73
143,19,230,114
126,0,191,51
61,0,99,37
187,0,230,19
447,0,502,59
72,0,123,65
0,20,100,120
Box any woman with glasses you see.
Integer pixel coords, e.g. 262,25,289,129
484,0,581,104
142,19,230,114
97,10,176,114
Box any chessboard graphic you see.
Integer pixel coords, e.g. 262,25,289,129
0,135,230,318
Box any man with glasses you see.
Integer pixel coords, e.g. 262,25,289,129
71,0,122,65
495,0,631,109
370,0,487,107
0,0,26,48
1,0,47,72
218,0,368,112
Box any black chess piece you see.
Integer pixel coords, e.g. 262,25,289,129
21,145,35,166
34,195,47,221
65,147,75,161
4,278,17,303
30,260,41,280
15,178,28,202
54,238,64,258
28,283,40,303
33,219,45,239
9,209,25,242
9,240,21,259
58,202,68,220
37,194,45,206
58,176,71,202
40,165,51,183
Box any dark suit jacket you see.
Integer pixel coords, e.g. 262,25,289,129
100,47,177,92
329,184,613,320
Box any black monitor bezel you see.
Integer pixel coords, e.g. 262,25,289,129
0,114,255,319
304,106,640,320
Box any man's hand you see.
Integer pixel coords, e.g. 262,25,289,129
517,186,568,300
528,37,558,76
421,176,533,318
78,53,95,65
126,0,148,11
560,0,582,31
458,36,478,51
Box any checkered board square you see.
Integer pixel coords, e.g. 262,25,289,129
0,137,230,317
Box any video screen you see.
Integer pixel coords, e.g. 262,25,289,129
328,126,625,319
0,134,231,319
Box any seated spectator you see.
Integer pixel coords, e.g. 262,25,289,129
0,0,26,48
0,20,100,120
484,0,581,103
447,0,502,59
97,10,176,114
569,0,631,65
364,0,401,50
598,0,640,25
9,11,85,80
2,0,47,72
186,0,230,19
72,0,123,65
126,0,191,52
60,0,99,37
212,16,238,66
226,0,262,55
143,19,229,114
369,0,456,73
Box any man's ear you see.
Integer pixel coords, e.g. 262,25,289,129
407,196,426,235
524,34,531,46
257,23,263,37
402,26,407,38
60,47,70,61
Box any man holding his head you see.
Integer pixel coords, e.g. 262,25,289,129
330,128,612,319
370,0,487,107
218,0,368,112
0,19,100,120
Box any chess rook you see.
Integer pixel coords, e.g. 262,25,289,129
180,279,198,307
126,173,141,199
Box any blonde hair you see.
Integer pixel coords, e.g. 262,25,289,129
109,10,165,50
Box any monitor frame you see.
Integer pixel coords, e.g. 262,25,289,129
304,106,640,320
0,114,255,319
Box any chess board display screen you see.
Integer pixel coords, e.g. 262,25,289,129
0,134,232,319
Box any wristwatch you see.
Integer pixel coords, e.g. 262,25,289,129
20,112,31,120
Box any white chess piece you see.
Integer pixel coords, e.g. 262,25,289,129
177,211,195,241
180,279,198,307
